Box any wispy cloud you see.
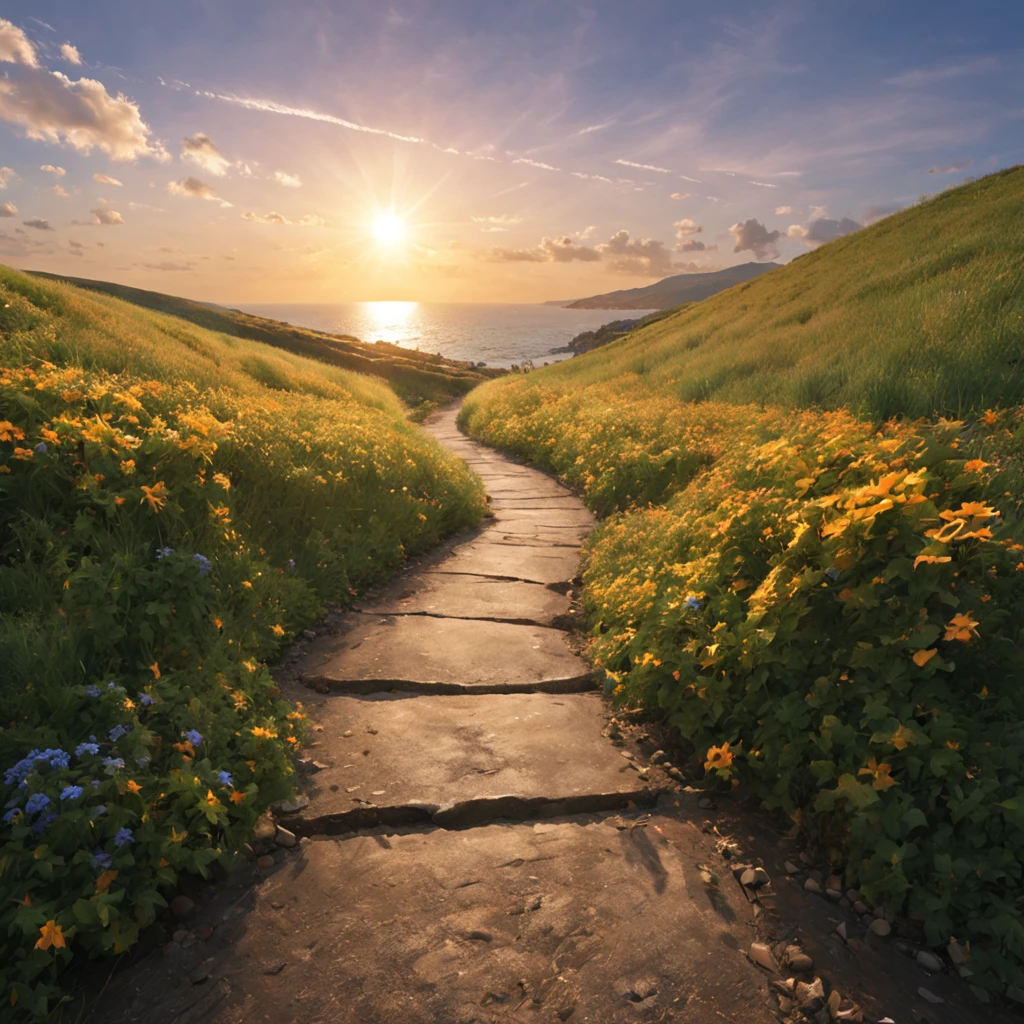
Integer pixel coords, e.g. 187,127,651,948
59,43,81,65
513,157,559,171
272,170,301,187
40,164,65,177
577,122,612,135
929,159,973,174
181,133,232,176
885,56,998,87
614,158,671,173
94,173,123,186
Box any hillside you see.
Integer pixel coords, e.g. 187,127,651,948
27,271,503,410
460,166,1024,987
563,261,780,310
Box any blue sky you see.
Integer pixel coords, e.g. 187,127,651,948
0,1,1021,302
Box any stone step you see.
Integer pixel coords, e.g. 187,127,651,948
301,614,594,694
290,692,659,833
429,537,581,585
358,573,572,627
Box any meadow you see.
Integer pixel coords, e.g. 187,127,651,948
461,167,1024,993
0,266,486,1016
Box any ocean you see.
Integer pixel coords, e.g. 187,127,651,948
231,302,656,369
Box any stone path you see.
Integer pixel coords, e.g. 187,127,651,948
83,404,780,1024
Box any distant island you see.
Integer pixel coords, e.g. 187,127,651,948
555,261,780,310
552,309,679,357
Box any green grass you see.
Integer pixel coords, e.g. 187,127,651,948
27,270,504,410
0,265,486,1016
524,166,1024,420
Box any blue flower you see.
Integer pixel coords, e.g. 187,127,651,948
185,730,203,746
33,813,57,835
102,757,125,773
3,808,21,823
135,757,150,768
114,827,134,847
3,752,40,787
107,681,120,691
76,741,100,757
44,748,70,770
85,685,101,698
288,559,296,568
92,848,111,868
60,785,84,801
217,771,233,787
684,596,702,611
92,805,107,819
109,725,129,743
825,567,840,581
138,693,156,707
35,441,48,454
193,553,212,576
25,793,51,816
90,780,101,788
156,546,175,559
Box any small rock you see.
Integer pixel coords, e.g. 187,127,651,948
808,869,825,884
778,997,794,1013
620,750,635,760
169,895,195,921
918,987,944,1005
302,629,316,640
804,878,822,894
667,767,685,782
839,897,851,909
784,860,800,875
274,794,310,814
845,888,861,903
698,796,714,809
872,905,886,919
853,901,869,915
771,979,796,995
947,938,968,966
748,942,777,972
262,961,287,976
799,851,813,865
342,729,354,737
970,985,991,1004
188,964,211,985
193,924,214,942
825,888,842,902
835,921,849,941
1007,985,1024,1005
916,950,943,973
172,928,189,943
275,826,298,848
786,949,814,973
795,977,825,1011
868,919,891,937
836,1008,864,1022
257,854,274,870
649,750,666,764
826,874,843,891
253,813,276,842
741,867,770,890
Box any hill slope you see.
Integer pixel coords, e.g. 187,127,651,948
27,271,502,408
564,261,780,310
547,167,1024,419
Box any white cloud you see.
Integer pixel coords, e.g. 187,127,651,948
614,158,671,174
578,122,612,135
0,68,168,161
59,43,81,65
576,225,596,240
774,205,793,215
0,201,16,216
487,235,600,264
167,175,225,203
52,183,68,197
272,170,301,188
91,207,123,225
885,57,998,88
40,163,65,176
670,192,691,200
471,214,522,229
0,18,39,67
23,217,53,230
93,173,122,186
730,218,782,260
749,180,777,188
0,167,15,188
512,157,559,171
242,211,290,224
678,175,701,183
180,133,232,176
597,229,677,276
787,216,862,247
674,218,702,238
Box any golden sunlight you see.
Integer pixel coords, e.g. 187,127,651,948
372,212,406,246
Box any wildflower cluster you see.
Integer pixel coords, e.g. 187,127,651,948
464,374,1024,991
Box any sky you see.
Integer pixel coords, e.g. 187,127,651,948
0,1,1021,303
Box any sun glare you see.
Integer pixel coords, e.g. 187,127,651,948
373,212,406,246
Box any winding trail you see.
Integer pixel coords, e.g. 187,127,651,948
89,404,777,1024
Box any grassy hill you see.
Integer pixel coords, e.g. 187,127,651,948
461,167,1024,990
0,265,485,1014
564,261,780,310
27,271,503,411
551,167,1024,419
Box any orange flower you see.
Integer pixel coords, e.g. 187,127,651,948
982,409,999,426
230,790,247,805
964,459,989,472
149,661,161,680
206,789,219,807
944,612,979,642
139,481,167,512
271,623,285,637
34,920,66,951
212,618,223,629
95,870,118,892
251,726,278,739
170,827,187,843
913,554,951,570
858,757,897,791
704,742,734,772
912,648,938,667
126,780,142,794
241,580,252,590
114,495,127,506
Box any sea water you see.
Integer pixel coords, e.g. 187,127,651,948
231,302,657,369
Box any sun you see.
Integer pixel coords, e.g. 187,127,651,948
373,212,406,246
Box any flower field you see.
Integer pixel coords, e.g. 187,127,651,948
0,267,485,1015
460,176,1024,992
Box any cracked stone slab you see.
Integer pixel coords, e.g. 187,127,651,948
359,573,573,626
302,615,594,694
292,692,658,831
106,815,775,1024
431,538,581,585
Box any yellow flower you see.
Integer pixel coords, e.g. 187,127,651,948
858,756,896,791
964,459,989,472
212,472,231,489
139,481,168,512
912,648,938,667
704,742,734,772
170,827,187,843
241,580,252,590
271,623,285,637
0,421,26,442
890,724,914,750
944,612,979,642
251,726,278,739
206,789,219,807
34,920,66,951
120,459,136,475
126,779,142,794
982,409,999,426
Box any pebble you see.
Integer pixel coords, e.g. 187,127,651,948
274,795,310,814
785,947,814,972
620,750,635,760
918,987,944,1005
667,767,685,782
916,950,944,973
741,867,770,890
698,796,714,809
845,888,861,903
784,860,800,874
826,874,843,891
649,750,666,764
193,924,214,943
748,942,777,972
275,826,298,848
771,978,796,995
342,729,354,737
804,878,822,894
835,922,849,940
853,900,869,915
868,919,891,937
172,928,189,943
825,888,842,902
947,938,968,965
257,854,275,870
795,978,825,1011
169,895,195,921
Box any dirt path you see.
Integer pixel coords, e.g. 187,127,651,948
81,405,1006,1024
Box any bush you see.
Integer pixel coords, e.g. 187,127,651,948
462,374,1024,989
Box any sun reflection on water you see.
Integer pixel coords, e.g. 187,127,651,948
359,301,419,347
